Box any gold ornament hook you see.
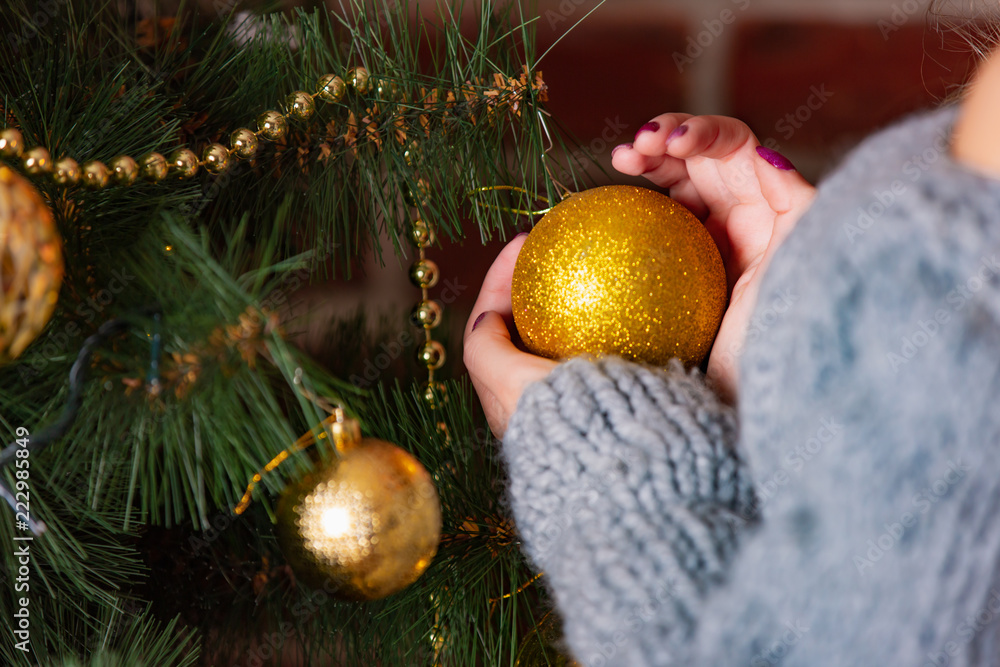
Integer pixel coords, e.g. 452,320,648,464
466,185,552,216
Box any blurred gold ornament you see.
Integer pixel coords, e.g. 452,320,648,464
139,152,168,182
409,259,439,289
0,128,24,158
0,166,63,363
22,147,52,175
81,161,110,189
167,148,199,179
511,185,726,367
316,74,346,103
275,413,441,600
230,128,258,159
202,144,230,174
110,155,138,186
257,110,287,142
52,157,80,186
515,613,580,667
284,91,315,121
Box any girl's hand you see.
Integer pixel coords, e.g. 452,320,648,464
613,114,815,401
463,234,557,439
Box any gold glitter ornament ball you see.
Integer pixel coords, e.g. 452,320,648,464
511,185,726,367
276,419,441,601
0,165,64,364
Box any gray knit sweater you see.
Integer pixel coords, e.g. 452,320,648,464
502,107,1000,666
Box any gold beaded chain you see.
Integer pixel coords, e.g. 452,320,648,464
0,68,545,190
406,193,448,412
0,68,373,187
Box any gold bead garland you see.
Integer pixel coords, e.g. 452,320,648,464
0,66,378,190
406,192,448,411
0,66,547,195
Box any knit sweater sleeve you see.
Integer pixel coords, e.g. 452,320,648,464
502,355,755,666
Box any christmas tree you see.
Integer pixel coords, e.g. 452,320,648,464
0,1,587,664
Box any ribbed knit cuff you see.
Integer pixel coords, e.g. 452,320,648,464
502,356,755,666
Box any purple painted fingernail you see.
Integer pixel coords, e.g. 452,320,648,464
515,231,529,239
664,124,688,147
612,142,633,157
756,146,796,171
634,121,660,142
472,312,488,331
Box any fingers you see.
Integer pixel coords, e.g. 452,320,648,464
631,112,692,155
613,113,693,188
465,233,528,337
663,115,756,161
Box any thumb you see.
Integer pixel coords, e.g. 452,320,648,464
754,146,815,245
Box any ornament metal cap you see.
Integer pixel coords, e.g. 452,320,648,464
325,408,361,454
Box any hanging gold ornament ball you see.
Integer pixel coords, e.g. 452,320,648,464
276,416,441,600
511,185,726,367
0,165,64,364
